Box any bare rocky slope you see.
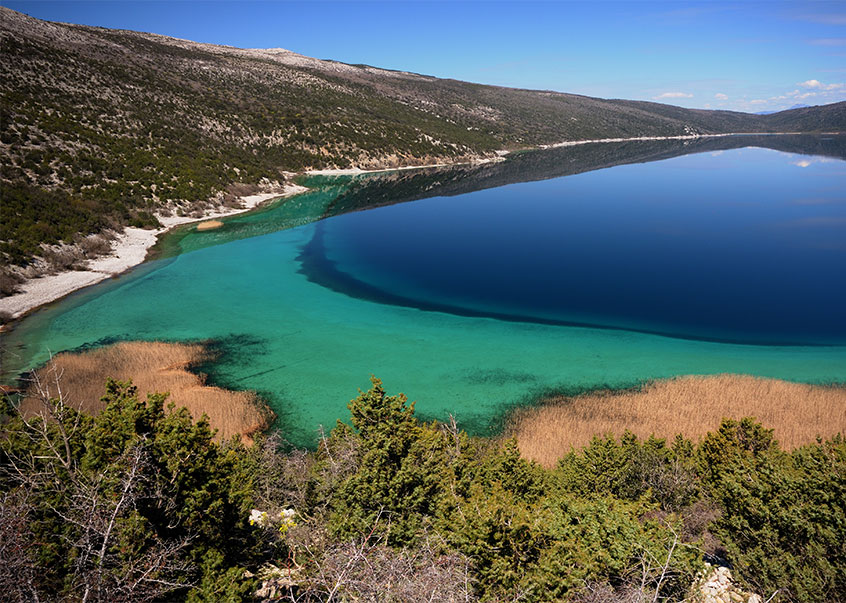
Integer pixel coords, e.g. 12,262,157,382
1,6,845,280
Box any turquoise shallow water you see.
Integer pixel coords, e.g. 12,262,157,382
3,138,845,446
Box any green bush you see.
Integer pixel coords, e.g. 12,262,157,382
2,377,844,602
700,420,846,601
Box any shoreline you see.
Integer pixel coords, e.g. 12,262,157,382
0,184,308,321
536,130,818,150
0,156,499,322
0,130,830,322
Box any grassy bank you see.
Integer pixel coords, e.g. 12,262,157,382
511,374,846,467
21,341,273,443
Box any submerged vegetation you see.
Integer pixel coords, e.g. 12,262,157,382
2,376,843,601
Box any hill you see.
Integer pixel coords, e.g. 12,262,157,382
1,6,845,281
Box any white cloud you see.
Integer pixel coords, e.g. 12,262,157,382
749,99,767,105
793,160,812,168
654,92,694,99
798,79,844,91
714,92,729,100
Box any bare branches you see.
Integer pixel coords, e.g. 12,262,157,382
1,371,196,602
293,530,474,601
18,358,83,471
0,491,41,603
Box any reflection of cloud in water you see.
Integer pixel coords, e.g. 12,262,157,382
790,155,838,168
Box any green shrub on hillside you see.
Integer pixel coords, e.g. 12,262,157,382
700,420,846,601
0,380,261,601
2,377,844,601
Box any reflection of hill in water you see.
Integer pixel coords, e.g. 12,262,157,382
324,134,846,216
160,134,845,257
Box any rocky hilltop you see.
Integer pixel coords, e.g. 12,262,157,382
1,6,845,279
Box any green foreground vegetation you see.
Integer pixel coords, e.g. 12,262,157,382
2,377,843,602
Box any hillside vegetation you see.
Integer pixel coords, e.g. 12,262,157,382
1,6,845,278
2,377,843,601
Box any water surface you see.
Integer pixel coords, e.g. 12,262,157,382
3,136,845,446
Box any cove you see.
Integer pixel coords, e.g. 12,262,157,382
2,135,845,447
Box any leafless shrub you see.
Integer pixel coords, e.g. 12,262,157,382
42,244,86,272
77,233,113,257
313,425,360,508
291,524,475,602
681,500,723,559
0,267,24,296
20,262,48,279
572,583,649,603
624,453,699,512
226,182,261,197
58,445,193,602
221,182,263,206
221,194,244,208
0,491,41,603
253,431,317,512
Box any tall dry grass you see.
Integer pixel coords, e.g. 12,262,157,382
21,341,274,444
511,374,846,468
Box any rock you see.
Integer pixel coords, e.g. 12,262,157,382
696,563,763,603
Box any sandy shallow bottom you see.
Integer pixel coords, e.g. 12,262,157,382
0,187,307,319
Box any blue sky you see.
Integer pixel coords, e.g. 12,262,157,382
4,0,845,112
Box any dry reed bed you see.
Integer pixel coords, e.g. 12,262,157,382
196,220,224,231
511,374,846,468
21,341,273,444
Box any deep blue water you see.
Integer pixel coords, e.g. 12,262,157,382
303,147,846,345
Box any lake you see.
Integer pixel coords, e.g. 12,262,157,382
3,134,845,446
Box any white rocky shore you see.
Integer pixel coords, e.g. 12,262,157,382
0,183,308,320
0,155,512,322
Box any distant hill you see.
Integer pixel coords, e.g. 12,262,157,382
1,6,845,274
757,103,812,115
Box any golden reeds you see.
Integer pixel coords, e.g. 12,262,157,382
511,374,846,468
21,341,274,444
196,220,224,231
